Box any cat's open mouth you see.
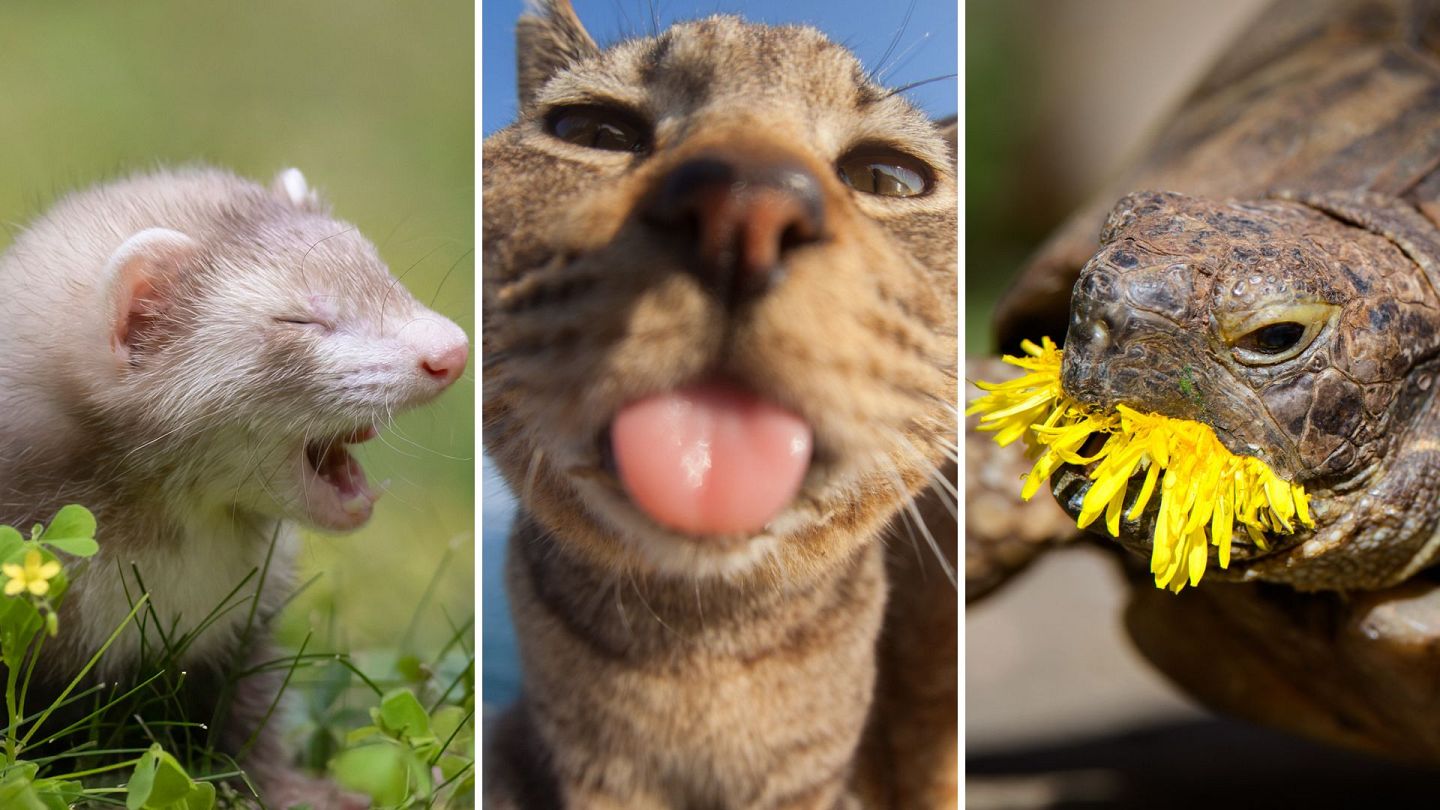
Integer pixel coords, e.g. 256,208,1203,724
600,378,815,541
299,426,380,531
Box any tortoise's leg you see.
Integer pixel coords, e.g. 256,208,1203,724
1125,572,1440,763
965,356,1081,603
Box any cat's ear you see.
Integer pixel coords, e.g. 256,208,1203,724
271,167,325,212
104,228,201,366
934,115,957,168
517,0,600,108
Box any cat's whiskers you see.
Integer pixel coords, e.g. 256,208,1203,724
872,430,957,584
868,0,918,84
612,576,633,638
902,433,959,512
522,448,545,509
876,32,932,86
628,569,677,636
881,74,959,102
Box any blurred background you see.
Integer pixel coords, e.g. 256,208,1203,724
481,0,957,710
0,0,473,679
967,1,1440,806
968,0,1266,354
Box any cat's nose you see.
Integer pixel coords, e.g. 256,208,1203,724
643,149,825,303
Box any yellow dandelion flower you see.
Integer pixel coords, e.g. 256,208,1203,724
969,338,1315,593
2,549,62,597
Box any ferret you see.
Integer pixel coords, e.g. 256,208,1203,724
0,166,468,807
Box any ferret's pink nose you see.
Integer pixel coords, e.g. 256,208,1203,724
422,341,468,386
404,317,469,388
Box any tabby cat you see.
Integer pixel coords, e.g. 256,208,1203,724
482,2,957,807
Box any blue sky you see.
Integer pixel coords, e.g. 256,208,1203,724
481,0,958,135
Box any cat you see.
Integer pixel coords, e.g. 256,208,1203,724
482,2,957,807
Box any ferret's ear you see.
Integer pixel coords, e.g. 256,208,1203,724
104,228,201,367
272,167,324,211
517,0,599,108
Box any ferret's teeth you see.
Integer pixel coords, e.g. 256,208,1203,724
341,494,371,514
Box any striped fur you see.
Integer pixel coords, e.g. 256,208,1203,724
484,2,957,807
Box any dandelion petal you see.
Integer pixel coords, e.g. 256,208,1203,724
970,340,1312,592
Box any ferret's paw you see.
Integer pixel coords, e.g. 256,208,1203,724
263,769,369,809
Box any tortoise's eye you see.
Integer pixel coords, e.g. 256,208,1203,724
1239,322,1305,354
1220,302,1336,366
546,105,649,153
837,148,932,197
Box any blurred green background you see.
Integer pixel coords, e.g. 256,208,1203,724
0,2,474,656
966,1,1048,355
967,0,1260,355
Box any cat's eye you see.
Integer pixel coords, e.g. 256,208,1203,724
836,148,932,197
1218,301,1337,366
546,105,649,153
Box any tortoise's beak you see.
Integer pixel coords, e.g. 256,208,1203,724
1060,262,1199,414
1059,265,1163,412
1050,462,1173,558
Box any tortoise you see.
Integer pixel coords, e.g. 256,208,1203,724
969,0,1440,763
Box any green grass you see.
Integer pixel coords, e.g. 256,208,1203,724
0,508,474,807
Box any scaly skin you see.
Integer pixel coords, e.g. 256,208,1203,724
1054,189,1440,591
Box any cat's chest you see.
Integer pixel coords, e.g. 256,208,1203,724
516,543,886,800
64,517,295,675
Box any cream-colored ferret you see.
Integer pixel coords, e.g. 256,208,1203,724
0,166,468,808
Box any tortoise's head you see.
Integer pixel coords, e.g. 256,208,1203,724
1056,190,1440,587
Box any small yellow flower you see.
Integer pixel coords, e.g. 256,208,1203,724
969,338,1314,593
3,549,62,597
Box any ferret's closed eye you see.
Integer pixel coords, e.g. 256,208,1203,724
273,316,329,331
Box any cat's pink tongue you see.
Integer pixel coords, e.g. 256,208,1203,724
611,382,813,536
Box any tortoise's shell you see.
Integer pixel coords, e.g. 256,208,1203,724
995,0,1440,352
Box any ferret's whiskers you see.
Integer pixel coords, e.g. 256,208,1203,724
429,246,474,310
296,226,357,291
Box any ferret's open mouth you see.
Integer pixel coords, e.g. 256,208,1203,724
603,378,814,540
300,426,379,531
